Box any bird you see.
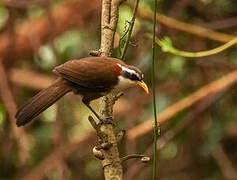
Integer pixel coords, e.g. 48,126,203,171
15,56,149,127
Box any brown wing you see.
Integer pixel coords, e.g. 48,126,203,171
53,57,124,90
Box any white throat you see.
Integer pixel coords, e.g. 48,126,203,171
114,75,136,91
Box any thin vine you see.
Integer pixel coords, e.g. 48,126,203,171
118,0,140,60
152,0,160,180
151,35,237,58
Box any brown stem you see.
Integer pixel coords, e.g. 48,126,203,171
0,61,29,163
98,0,124,179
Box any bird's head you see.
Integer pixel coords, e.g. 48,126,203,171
114,63,149,94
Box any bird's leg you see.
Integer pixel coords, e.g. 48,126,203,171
103,116,115,126
82,99,115,125
83,100,102,122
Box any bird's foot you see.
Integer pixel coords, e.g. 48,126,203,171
99,116,115,126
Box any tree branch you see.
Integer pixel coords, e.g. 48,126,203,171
0,61,29,163
121,154,150,163
98,0,124,179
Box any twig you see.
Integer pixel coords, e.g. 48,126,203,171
118,0,140,60
0,61,29,163
121,154,150,163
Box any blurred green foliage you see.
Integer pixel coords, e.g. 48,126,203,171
54,30,86,62
0,0,237,179
0,6,8,29
0,103,6,127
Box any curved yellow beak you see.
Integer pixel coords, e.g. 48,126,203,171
136,81,149,94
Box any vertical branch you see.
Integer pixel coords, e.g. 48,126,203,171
97,0,125,179
100,0,114,57
0,61,29,163
152,0,160,179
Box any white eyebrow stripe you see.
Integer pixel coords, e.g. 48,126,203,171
117,63,138,76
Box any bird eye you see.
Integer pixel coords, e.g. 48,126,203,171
130,73,140,81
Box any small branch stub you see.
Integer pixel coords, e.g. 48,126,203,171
141,156,150,163
121,154,150,163
93,147,105,160
89,50,101,57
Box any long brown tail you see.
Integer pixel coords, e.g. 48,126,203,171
16,78,71,127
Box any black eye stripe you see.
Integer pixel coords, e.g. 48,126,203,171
123,72,140,81
130,73,140,81
121,69,142,81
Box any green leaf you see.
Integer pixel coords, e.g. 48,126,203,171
157,36,176,53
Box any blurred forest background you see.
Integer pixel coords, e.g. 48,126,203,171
0,0,237,179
